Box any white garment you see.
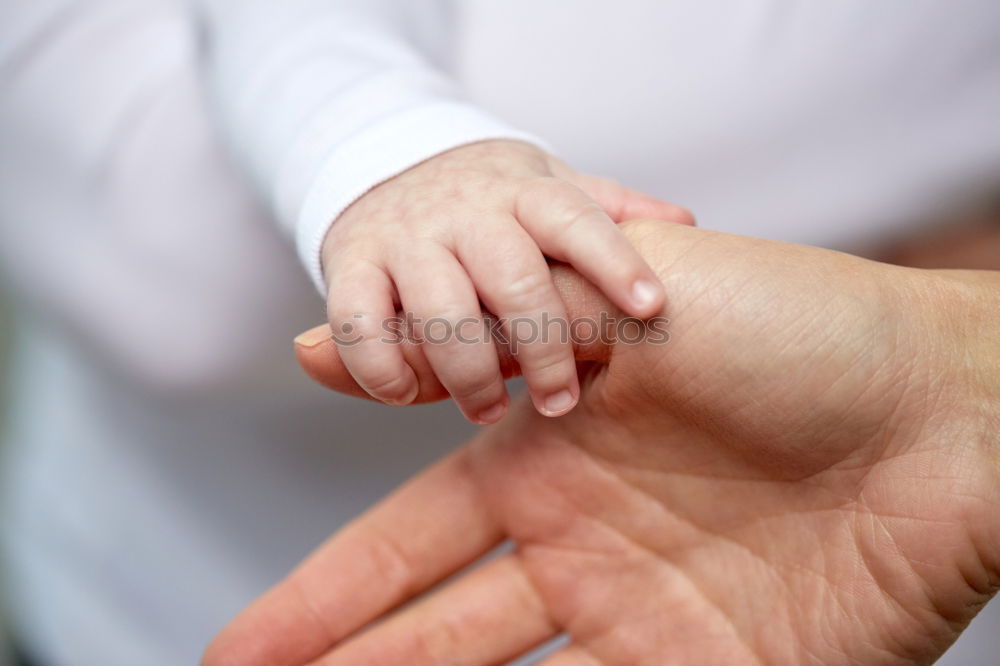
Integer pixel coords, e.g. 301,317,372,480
0,1,998,664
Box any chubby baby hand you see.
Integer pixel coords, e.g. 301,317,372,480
321,139,692,424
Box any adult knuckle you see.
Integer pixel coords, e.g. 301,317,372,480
361,527,418,596
408,613,466,664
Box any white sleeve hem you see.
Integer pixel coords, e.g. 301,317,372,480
294,101,549,296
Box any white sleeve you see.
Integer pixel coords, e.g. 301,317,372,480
196,0,547,294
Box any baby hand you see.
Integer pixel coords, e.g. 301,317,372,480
321,140,692,424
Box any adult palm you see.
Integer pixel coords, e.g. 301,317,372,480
205,221,1000,665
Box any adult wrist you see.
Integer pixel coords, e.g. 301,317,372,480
916,267,1000,577
931,270,1000,445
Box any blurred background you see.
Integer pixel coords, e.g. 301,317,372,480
1,290,11,666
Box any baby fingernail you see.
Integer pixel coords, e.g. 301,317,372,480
631,279,662,310
541,389,576,417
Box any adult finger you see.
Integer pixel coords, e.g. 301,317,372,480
309,555,558,666
201,446,504,666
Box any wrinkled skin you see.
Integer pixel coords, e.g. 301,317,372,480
205,221,1000,666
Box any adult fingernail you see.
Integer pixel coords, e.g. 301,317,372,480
541,389,576,417
631,279,662,311
477,401,507,425
294,324,334,348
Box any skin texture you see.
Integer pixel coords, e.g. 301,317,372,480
321,139,693,424
205,221,1000,666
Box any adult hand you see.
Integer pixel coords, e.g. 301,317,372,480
205,221,1000,665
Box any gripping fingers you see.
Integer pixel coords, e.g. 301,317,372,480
458,220,580,418
326,258,418,405
516,178,666,318
391,243,508,424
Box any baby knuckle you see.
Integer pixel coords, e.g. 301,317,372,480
517,177,571,213
523,345,572,376
448,368,501,401
328,310,383,343
500,271,553,311
414,309,476,344
364,371,415,402
553,200,604,236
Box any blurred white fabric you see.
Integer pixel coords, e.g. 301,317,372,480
0,1,998,664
